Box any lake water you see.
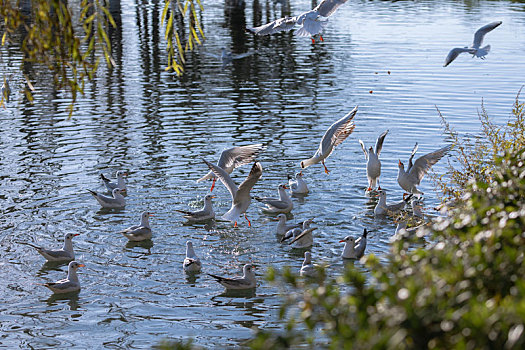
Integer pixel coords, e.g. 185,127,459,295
1,0,524,347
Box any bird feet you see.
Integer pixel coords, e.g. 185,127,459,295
245,214,251,227
322,161,330,174
210,178,217,192
320,35,324,42
234,221,238,228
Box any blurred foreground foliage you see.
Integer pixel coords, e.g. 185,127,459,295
0,0,203,116
248,143,525,347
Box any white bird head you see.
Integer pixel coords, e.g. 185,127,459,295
276,213,287,222
339,235,355,244
116,171,128,177
204,194,215,202
243,264,256,276
68,261,85,271
64,233,80,241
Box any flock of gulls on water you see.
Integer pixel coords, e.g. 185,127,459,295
6,0,504,294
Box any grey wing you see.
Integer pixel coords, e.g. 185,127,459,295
358,140,368,159
247,16,298,35
218,144,265,170
203,159,238,199
407,142,419,173
320,106,357,156
235,162,263,202
375,130,389,155
444,47,473,67
473,21,502,48
41,249,73,260
46,280,77,291
209,274,248,287
281,227,301,242
119,224,140,234
314,0,349,17
409,145,452,184
289,227,318,245
262,200,289,209
126,226,151,237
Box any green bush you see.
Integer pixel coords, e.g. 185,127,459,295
434,91,525,201
249,148,525,349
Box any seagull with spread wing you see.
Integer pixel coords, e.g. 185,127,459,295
397,145,452,197
203,160,263,227
246,0,349,43
197,144,265,192
444,21,502,67
359,130,389,191
300,106,357,174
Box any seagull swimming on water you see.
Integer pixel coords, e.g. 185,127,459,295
301,106,357,174
246,0,349,43
300,251,316,277
197,144,265,192
175,194,216,222
203,160,263,227
359,130,388,191
100,171,127,193
255,184,293,214
88,188,126,209
183,241,202,273
288,172,309,195
119,211,153,241
397,145,452,197
40,261,84,294
21,233,79,262
274,213,303,236
340,229,368,259
374,191,413,216
208,264,256,290
444,21,502,67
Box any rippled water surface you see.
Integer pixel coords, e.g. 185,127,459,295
1,0,525,347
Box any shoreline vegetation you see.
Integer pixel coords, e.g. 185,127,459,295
159,95,525,349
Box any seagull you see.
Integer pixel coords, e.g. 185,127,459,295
285,219,317,249
274,213,303,236
288,172,309,195
255,184,293,214
300,106,357,174
197,144,265,192
397,145,452,197
374,191,413,216
100,171,127,193
394,221,424,236
1,75,11,104
40,261,84,294
444,21,502,67
300,251,316,277
203,47,255,65
359,130,389,191
119,211,153,241
208,264,256,290
21,233,79,262
340,229,368,259
175,194,215,222
246,0,349,43
87,188,126,209
203,160,263,227
411,199,426,218
183,241,202,273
